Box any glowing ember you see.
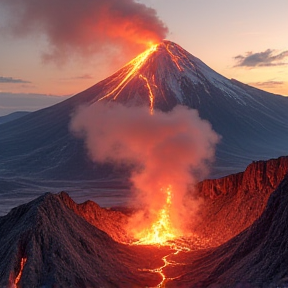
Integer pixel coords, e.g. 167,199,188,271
98,44,158,102
15,257,27,285
134,185,180,245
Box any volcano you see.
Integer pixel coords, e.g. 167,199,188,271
0,40,287,185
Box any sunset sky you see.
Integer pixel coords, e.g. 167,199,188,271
0,0,287,115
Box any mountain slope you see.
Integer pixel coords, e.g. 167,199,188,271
0,40,287,182
0,111,30,125
0,192,168,287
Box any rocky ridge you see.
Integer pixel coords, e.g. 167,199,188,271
0,192,168,287
167,172,288,288
194,156,288,245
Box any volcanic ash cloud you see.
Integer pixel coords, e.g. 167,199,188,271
70,102,220,239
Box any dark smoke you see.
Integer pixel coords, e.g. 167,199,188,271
0,0,168,65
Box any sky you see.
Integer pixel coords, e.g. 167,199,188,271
0,0,287,116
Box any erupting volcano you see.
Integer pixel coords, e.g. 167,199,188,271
1,40,288,188
1,40,288,287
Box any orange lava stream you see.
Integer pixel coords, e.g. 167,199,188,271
137,242,191,287
98,44,158,102
132,185,191,287
15,257,27,286
165,44,183,71
139,74,156,115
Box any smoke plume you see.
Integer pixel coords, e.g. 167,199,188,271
70,102,220,236
0,0,168,65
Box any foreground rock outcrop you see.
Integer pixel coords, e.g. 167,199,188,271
167,172,288,288
0,192,168,288
194,156,288,245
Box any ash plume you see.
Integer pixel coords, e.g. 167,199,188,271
70,103,220,236
0,0,168,65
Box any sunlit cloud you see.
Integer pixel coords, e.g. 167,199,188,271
249,80,284,88
0,76,31,84
234,49,288,68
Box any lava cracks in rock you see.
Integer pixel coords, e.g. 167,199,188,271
1,156,288,288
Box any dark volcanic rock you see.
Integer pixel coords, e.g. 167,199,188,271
194,156,288,245
58,191,130,243
0,192,169,288
166,172,288,288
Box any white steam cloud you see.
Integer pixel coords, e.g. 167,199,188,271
70,102,220,235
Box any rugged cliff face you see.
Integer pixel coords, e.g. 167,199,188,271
166,173,288,288
0,193,168,288
194,156,288,245
58,191,130,243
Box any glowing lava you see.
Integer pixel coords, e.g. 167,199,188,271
165,43,183,71
131,185,193,287
98,44,158,102
97,41,198,115
15,257,27,286
134,185,179,245
139,74,157,114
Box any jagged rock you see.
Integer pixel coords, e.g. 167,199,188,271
58,191,130,243
194,156,288,245
0,192,169,288
166,172,288,288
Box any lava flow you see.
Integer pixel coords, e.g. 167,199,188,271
98,44,158,103
97,41,192,114
132,185,191,287
165,43,183,71
15,257,27,286
139,74,156,115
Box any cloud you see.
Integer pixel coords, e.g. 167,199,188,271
0,76,30,84
234,49,288,68
73,74,93,80
248,80,284,88
0,0,168,65
70,102,220,238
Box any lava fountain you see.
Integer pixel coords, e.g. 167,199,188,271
134,185,180,245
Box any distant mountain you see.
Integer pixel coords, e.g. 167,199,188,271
0,40,287,181
166,172,288,288
0,111,30,125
